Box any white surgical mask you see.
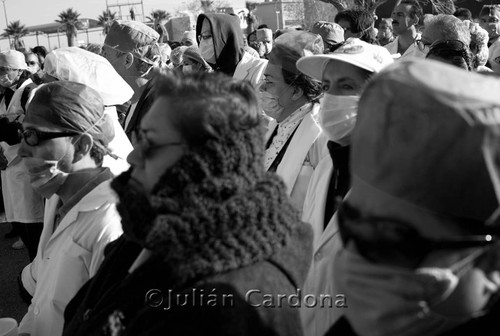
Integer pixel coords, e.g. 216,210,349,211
199,38,216,64
24,157,69,198
334,247,488,336
182,64,193,73
319,94,359,145
260,90,284,120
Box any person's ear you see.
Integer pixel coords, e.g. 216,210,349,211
72,133,93,163
124,52,135,69
290,85,304,101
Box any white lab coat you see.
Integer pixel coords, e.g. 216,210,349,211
19,180,123,336
0,79,44,222
300,157,345,336
103,106,132,176
265,111,329,212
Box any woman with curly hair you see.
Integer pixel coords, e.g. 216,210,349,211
62,71,312,336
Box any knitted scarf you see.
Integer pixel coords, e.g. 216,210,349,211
111,122,301,288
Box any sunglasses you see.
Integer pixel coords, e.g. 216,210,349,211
20,128,79,146
338,202,498,268
414,38,432,52
427,40,472,67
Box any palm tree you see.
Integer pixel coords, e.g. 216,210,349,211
3,20,28,51
146,9,171,42
56,8,83,47
97,9,117,36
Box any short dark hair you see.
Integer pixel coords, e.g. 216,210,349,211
453,8,472,21
335,9,374,33
400,0,423,22
151,71,261,147
334,9,375,43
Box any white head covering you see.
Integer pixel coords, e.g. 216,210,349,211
42,46,134,175
44,47,133,105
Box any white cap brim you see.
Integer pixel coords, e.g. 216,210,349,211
296,54,376,81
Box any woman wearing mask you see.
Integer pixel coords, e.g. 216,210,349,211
479,4,500,73
259,30,329,214
196,13,267,86
295,37,393,336
63,71,312,336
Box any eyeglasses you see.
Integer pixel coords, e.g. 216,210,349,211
0,66,20,74
132,128,184,158
26,61,38,66
20,128,79,146
338,202,499,268
415,38,432,52
198,33,212,41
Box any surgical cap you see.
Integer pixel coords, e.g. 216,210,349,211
25,81,115,148
350,58,500,233
44,47,133,105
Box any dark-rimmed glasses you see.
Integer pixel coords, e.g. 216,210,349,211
20,128,79,146
338,202,499,268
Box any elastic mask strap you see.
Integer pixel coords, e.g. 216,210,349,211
75,113,120,160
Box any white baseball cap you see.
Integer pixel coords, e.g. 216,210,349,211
296,37,393,80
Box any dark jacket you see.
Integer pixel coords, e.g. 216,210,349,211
196,13,244,76
63,222,312,336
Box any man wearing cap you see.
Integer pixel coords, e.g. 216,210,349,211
181,30,196,47
385,0,426,59
326,59,500,336
0,50,44,260
311,21,344,53
260,30,329,213
38,46,134,176
295,38,393,336
256,28,273,59
101,20,161,139
17,81,123,336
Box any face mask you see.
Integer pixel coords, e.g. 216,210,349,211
319,94,359,145
182,65,193,73
334,247,487,336
0,74,14,88
24,157,69,199
199,38,216,64
260,90,284,120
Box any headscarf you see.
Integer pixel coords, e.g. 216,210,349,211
196,13,244,76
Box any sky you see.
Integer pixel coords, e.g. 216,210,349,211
0,0,251,49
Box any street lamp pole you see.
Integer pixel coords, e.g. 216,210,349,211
1,0,11,48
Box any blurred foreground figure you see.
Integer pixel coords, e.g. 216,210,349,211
63,71,312,336
327,59,500,336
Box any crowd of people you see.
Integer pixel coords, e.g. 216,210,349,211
0,1,500,335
